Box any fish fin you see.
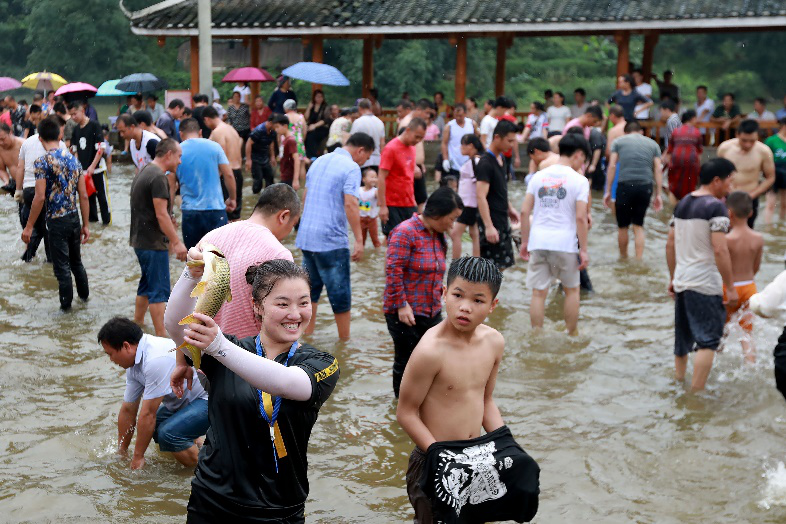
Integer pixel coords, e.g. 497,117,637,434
189,347,201,369
225,288,232,303
178,314,198,326
190,280,208,297
186,260,205,268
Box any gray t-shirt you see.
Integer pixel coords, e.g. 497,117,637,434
611,133,661,185
350,114,386,167
124,334,208,411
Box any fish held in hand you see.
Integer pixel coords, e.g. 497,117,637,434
177,244,233,368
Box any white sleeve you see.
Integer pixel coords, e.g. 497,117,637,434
164,268,199,350
750,270,786,318
203,330,313,401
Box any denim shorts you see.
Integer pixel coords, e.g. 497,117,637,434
301,248,351,314
154,398,209,452
135,248,171,304
674,290,725,356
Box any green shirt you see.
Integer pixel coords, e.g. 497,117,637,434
766,134,786,164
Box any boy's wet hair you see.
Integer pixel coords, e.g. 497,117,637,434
726,191,753,219
447,256,503,298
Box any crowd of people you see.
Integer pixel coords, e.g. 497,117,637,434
5,68,786,522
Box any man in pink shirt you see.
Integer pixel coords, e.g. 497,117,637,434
562,105,604,140
198,183,300,337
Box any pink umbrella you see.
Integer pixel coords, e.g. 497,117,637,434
55,82,98,97
222,67,275,83
0,77,22,92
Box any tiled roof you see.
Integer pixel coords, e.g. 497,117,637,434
123,0,786,35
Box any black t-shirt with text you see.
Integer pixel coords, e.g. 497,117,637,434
71,120,104,171
191,335,340,518
475,151,510,229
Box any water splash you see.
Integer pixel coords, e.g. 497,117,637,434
759,462,786,509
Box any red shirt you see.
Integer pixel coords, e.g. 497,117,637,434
379,136,416,207
250,107,271,129
498,114,518,158
279,136,298,182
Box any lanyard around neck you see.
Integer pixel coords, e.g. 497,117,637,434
255,336,299,473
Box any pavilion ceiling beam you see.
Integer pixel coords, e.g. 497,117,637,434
190,36,200,95
495,34,513,97
250,36,260,100
311,37,324,93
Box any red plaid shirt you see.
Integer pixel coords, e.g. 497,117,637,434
384,215,447,317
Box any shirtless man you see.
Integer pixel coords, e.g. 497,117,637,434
204,106,244,221
718,119,775,228
526,137,559,184
398,257,536,523
0,122,23,191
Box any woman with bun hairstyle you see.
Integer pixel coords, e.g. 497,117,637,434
164,251,340,523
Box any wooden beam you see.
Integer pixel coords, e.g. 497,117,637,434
642,31,659,82
454,36,467,104
250,36,260,101
362,38,374,99
614,31,630,78
311,37,324,93
157,36,166,48
190,36,200,96
495,36,509,97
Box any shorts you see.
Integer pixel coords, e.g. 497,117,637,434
406,447,433,524
414,169,428,205
301,248,351,313
154,398,209,452
526,250,580,290
478,221,515,270
773,164,786,192
182,209,229,250
134,248,171,304
723,281,757,333
382,206,417,236
220,169,244,221
674,290,725,356
457,206,478,226
615,182,652,228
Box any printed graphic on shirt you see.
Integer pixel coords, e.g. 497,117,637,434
359,199,373,212
314,358,339,382
433,441,510,517
536,177,567,207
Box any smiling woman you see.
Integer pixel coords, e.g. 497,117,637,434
163,256,340,523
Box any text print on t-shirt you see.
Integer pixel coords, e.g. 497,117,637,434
536,177,567,208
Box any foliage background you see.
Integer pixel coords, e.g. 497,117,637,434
2,0,784,110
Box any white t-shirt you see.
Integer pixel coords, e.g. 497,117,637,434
233,85,251,104
634,83,653,119
350,114,386,167
546,105,572,133
359,187,378,218
19,134,66,189
526,164,590,253
480,114,498,148
130,130,159,172
526,113,549,138
695,98,715,134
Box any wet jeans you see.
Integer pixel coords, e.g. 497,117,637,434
47,213,89,309
385,312,442,397
20,187,50,262
154,398,209,452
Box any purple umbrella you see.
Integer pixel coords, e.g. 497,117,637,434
222,67,275,83
0,77,22,92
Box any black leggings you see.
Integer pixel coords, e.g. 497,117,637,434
386,312,442,397
88,171,111,225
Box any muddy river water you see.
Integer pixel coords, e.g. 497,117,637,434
3,164,786,523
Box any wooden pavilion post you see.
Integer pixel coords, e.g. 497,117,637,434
362,38,374,99
495,36,508,97
190,36,200,96
642,31,659,81
614,31,630,78
250,36,260,100
311,37,324,93
454,35,467,104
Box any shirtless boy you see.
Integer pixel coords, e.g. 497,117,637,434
0,122,23,191
204,106,244,220
397,257,539,523
724,191,763,362
718,119,775,227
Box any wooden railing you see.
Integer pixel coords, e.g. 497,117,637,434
640,120,780,146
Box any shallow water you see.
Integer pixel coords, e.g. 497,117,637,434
2,164,786,523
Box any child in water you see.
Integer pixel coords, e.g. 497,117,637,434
724,191,764,362
358,168,381,248
397,256,539,524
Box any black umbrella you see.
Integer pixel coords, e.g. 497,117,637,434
116,73,168,93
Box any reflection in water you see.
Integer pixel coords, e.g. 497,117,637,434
2,164,786,522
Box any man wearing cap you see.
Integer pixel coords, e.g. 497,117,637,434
268,76,298,115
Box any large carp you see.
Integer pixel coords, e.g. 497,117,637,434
177,244,232,369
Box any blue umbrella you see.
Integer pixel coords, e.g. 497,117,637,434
281,62,350,87
96,79,135,97
116,73,168,93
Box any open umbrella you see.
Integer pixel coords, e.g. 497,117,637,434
281,62,350,86
96,79,135,97
55,82,98,101
21,71,67,92
116,73,168,93
222,67,275,83
0,77,22,92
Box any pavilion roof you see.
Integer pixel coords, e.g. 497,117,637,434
123,0,786,37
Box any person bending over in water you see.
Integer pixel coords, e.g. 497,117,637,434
99,316,208,470
723,191,763,363
165,257,340,523
397,256,540,524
